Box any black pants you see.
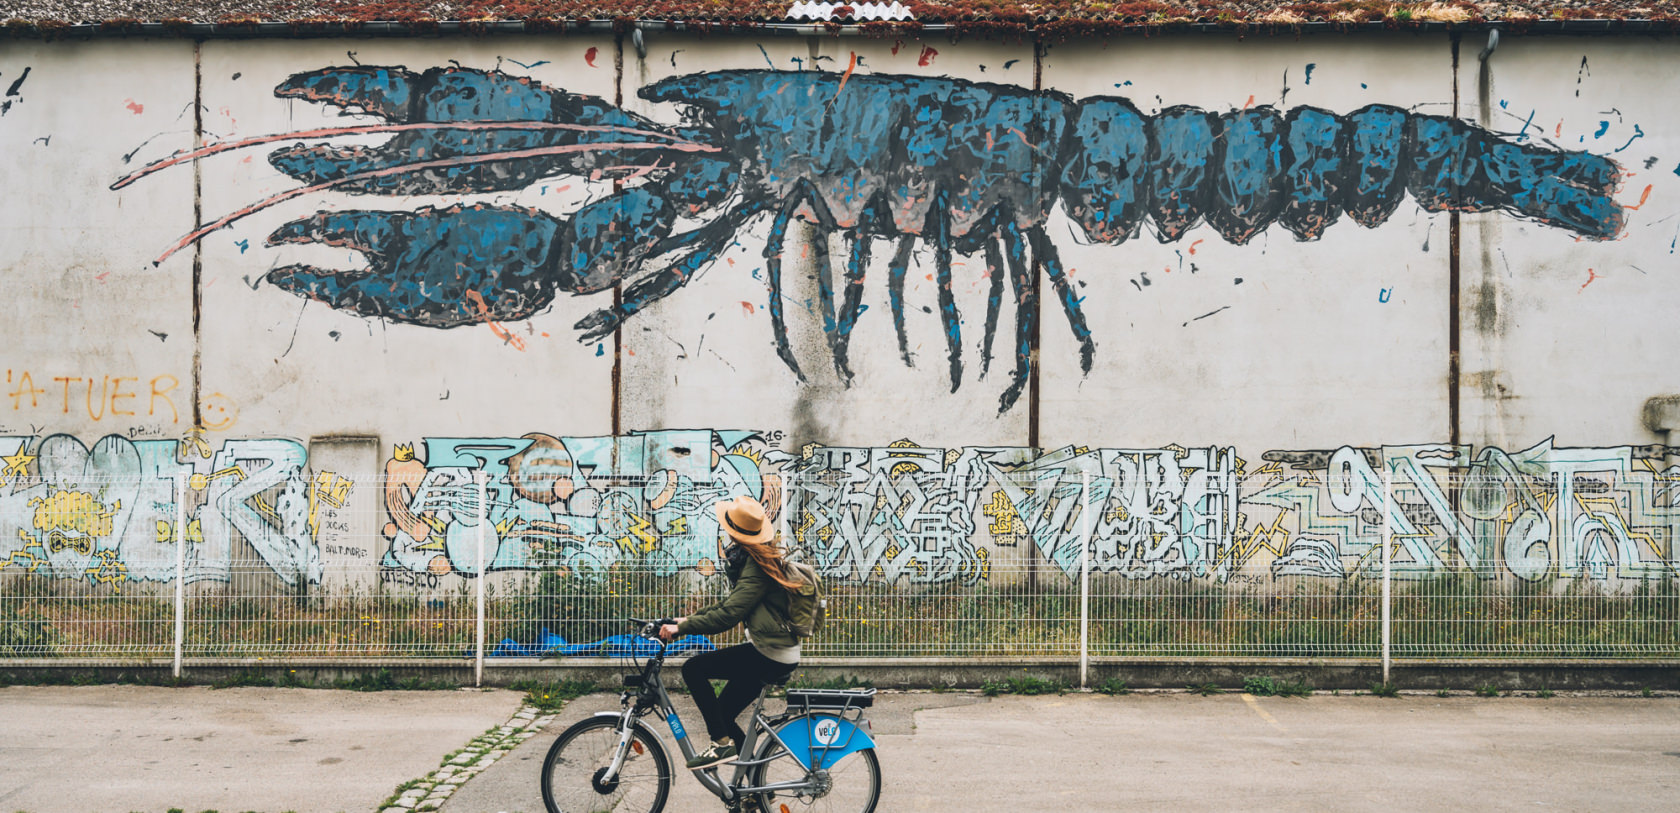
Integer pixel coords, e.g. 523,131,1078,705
681,642,796,744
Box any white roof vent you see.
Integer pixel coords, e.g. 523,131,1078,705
786,2,917,22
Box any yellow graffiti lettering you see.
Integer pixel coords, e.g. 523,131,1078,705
84,549,128,585
2,449,36,479
30,490,118,538
628,513,657,553
308,471,355,538
0,549,43,572
982,491,1026,546
155,518,203,545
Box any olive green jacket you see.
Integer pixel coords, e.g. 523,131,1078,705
676,555,799,651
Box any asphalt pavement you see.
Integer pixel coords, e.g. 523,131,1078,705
4,684,1679,812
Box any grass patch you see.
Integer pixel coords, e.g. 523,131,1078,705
1244,675,1313,697
1186,683,1223,696
1435,688,1451,697
211,671,276,689
978,675,1066,696
1367,682,1400,698
1095,677,1131,696
510,678,599,711
378,778,426,810
1475,684,1501,697
1536,686,1555,698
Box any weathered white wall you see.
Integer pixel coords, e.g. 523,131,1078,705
1,40,196,440
1041,34,1456,452
1457,35,1680,448
1,32,1675,599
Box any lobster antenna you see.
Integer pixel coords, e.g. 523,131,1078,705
152,141,714,264
112,121,704,190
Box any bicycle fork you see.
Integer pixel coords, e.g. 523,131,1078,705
600,706,642,784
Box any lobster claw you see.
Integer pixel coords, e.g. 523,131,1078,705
268,66,681,195
264,204,565,327
274,66,415,120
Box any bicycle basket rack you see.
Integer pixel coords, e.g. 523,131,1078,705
784,688,875,713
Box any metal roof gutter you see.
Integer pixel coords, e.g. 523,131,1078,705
4,18,1675,40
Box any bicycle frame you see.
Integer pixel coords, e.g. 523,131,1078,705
591,628,870,806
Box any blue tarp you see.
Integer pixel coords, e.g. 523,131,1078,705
480,629,716,658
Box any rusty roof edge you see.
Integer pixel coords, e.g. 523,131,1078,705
2,17,1676,40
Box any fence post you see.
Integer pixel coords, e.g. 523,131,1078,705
173,472,187,679
1381,466,1393,685
1079,470,1091,689
475,471,487,688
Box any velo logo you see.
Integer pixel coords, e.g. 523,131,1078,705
813,718,841,746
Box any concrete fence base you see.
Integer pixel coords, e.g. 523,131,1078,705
3,657,1677,692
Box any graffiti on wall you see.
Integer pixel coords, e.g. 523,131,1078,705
3,433,1672,590
785,442,1239,585
0,434,335,587
117,64,1631,413
378,430,789,582
1247,440,1680,583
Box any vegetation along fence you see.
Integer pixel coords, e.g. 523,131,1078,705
3,460,1677,684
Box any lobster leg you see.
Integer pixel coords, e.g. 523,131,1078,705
812,225,837,358
886,236,917,367
980,236,1006,380
1029,227,1096,374
763,179,843,382
929,190,963,392
833,230,873,384
573,200,766,342
998,220,1036,414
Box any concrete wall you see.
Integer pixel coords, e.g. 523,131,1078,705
0,31,1675,596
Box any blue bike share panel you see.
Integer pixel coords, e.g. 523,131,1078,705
775,714,874,771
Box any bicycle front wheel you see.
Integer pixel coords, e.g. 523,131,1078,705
752,743,881,813
541,716,671,813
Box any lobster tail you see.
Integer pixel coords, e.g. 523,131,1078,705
1210,107,1287,244
1279,107,1349,239
1344,105,1411,229
1059,99,1149,243
1062,100,1624,245
1146,107,1219,242
1407,115,1624,239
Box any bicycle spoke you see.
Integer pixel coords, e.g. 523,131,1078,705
542,718,671,813
751,743,880,813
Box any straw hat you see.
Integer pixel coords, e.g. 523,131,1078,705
716,496,775,544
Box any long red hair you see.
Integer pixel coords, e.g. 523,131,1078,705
733,536,805,590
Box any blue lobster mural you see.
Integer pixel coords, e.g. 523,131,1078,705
120,65,1628,413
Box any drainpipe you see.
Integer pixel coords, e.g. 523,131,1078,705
1477,28,1500,62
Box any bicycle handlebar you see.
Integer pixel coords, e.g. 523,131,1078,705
628,617,675,641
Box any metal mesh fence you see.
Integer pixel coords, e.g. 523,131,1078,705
2,465,1675,664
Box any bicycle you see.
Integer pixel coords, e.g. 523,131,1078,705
540,618,881,813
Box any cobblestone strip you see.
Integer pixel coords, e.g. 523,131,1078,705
378,703,557,812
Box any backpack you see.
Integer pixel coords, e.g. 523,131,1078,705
777,560,826,639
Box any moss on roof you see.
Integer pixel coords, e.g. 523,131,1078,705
2,0,1678,35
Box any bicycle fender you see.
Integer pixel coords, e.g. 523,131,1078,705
773,714,875,771
584,712,672,744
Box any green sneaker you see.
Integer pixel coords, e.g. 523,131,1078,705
686,739,738,769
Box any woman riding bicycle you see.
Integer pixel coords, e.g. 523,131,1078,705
658,495,805,770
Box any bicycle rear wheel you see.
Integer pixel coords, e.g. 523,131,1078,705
541,716,671,813
751,742,881,813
